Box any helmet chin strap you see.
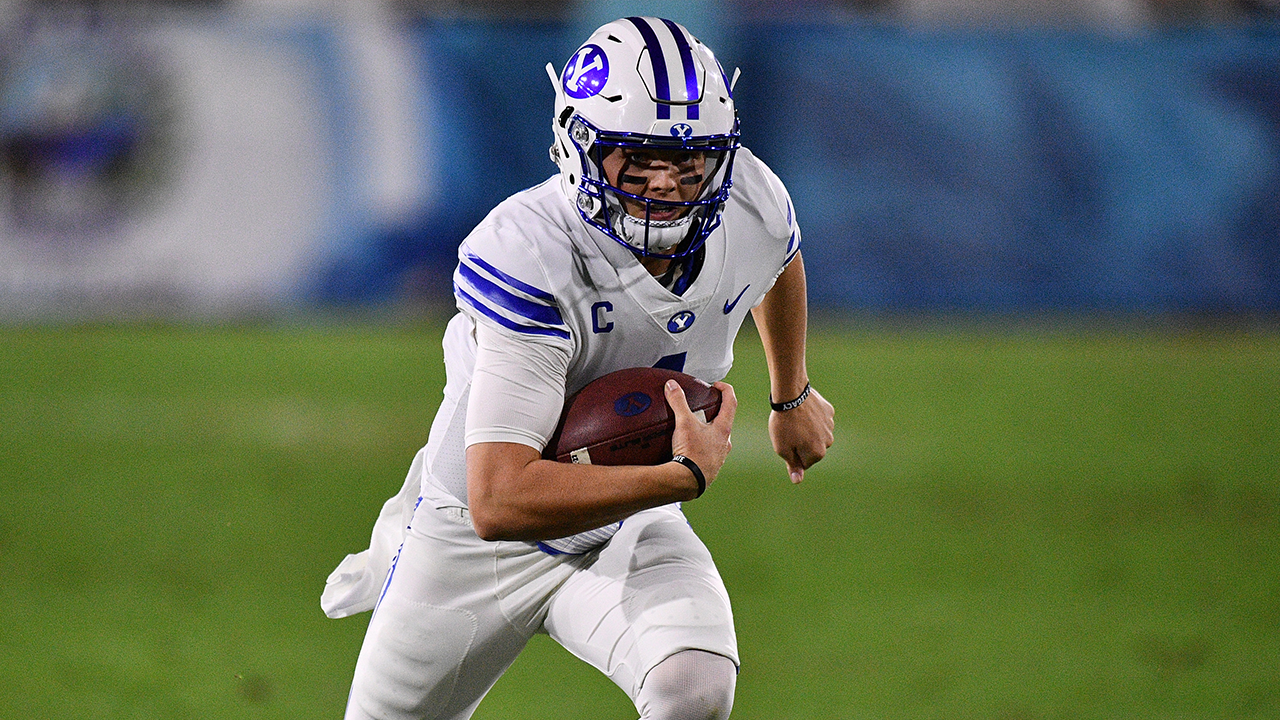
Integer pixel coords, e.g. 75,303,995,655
608,198,694,254
617,213,691,253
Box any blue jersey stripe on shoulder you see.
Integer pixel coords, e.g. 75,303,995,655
463,251,557,303
457,261,565,327
455,284,571,339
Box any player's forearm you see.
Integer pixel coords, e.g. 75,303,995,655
751,252,810,402
467,446,699,542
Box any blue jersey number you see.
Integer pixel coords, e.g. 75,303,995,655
653,352,687,372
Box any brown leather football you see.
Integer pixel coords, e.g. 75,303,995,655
544,367,721,465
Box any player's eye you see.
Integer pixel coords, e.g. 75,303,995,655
625,151,655,166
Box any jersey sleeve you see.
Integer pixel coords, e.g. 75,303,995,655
452,211,574,350
753,151,802,267
780,187,802,267
735,148,803,302
466,322,570,451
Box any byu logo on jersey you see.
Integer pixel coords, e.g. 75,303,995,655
667,310,696,333
614,392,651,417
563,44,609,99
670,123,694,140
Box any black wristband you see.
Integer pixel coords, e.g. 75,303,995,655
770,382,811,412
671,454,706,498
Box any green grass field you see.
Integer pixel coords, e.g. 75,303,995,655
2,319,1277,720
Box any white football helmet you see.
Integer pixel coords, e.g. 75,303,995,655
547,17,740,258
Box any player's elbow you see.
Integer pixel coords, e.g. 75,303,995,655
467,494,529,542
468,504,511,541
471,518,506,542
465,443,543,541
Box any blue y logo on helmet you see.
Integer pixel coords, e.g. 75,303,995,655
667,311,696,333
670,123,694,140
615,391,651,417
563,44,609,99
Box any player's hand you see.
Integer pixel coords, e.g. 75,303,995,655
666,379,737,492
769,387,834,484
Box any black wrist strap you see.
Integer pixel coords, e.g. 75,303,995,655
770,382,812,412
671,455,706,498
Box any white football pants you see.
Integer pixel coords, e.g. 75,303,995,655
343,480,739,720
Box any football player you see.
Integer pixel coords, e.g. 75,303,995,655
324,16,835,720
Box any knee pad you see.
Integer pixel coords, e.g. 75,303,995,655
635,650,737,720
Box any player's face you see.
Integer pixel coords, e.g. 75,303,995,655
602,148,707,220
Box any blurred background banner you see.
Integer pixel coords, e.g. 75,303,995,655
0,3,434,318
744,25,1280,313
1,1,1277,318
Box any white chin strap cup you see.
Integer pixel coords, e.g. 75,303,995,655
615,211,692,254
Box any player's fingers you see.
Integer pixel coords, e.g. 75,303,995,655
664,379,693,418
711,381,737,428
787,450,805,484
801,437,830,466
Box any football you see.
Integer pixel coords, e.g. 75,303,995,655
544,367,721,466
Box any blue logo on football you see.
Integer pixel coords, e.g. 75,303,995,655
614,391,651,417
667,311,696,333
562,44,609,99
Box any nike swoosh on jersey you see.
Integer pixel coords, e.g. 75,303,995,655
723,284,751,314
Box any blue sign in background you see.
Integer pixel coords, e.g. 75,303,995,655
742,25,1280,313
320,20,1280,314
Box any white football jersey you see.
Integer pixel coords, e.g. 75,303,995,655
419,147,800,549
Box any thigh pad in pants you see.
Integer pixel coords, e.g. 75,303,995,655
541,504,739,700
